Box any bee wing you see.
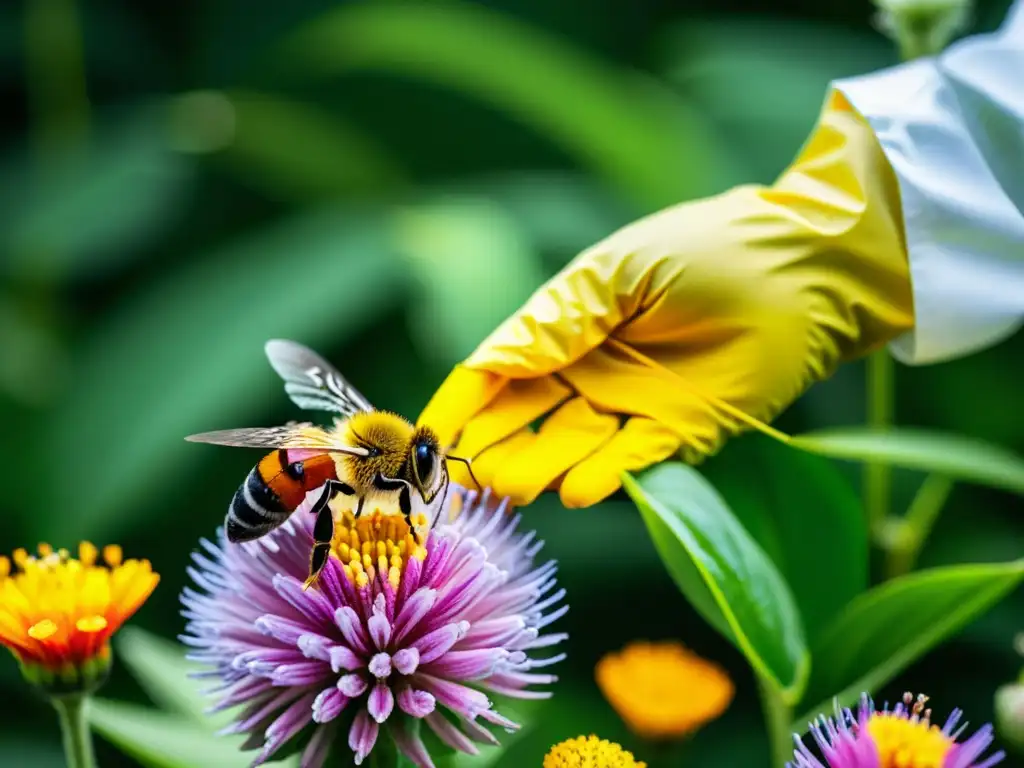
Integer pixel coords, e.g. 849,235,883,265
185,425,369,456
264,339,374,417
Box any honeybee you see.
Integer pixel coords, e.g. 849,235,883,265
186,339,476,589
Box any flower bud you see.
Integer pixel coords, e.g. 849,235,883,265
872,0,972,60
995,682,1024,755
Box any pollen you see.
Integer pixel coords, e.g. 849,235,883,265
866,694,953,768
596,641,734,740
0,540,159,680
331,509,429,590
543,735,646,768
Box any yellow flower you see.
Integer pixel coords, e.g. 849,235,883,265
543,735,646,768
0,542,159,691
596,640,734,740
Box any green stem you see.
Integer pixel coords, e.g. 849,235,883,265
52,695,97,768
757,675,793,768
865,350,893,535
885,474,954,578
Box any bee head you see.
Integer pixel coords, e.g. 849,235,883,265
409,426,443,503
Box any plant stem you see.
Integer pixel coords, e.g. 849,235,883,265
757,675,793,768
865,350,893,536
52,695,97,768
885,474,953,578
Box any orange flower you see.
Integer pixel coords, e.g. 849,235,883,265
596,640,734,740
0,542,158,691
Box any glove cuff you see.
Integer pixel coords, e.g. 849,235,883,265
767,89,915,367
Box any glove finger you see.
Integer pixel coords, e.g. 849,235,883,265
417,366,507,449
450,375,572,469
559,417,681,508
490,397,619,506
455,427,537,503
561,346,726,459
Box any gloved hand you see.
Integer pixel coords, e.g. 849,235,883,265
419,92,914,508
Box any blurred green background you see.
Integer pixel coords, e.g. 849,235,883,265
1,0,1021,765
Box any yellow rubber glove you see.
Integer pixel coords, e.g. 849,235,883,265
419,91,914,508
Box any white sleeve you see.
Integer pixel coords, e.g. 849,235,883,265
832,1,1024,365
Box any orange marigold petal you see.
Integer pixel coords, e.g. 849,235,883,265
596,640,734,740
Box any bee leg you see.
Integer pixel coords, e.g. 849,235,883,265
373,473,417,533
303,543,332,591
302,481,350,591
397,484,412,525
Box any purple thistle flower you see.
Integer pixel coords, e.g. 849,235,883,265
180,487,567,768
789,692,1005,768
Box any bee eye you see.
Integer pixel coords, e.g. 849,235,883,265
414,443,434,486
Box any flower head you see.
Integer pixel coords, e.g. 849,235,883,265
596,640,733,739
790,692,1005,768
544,735,646,768
182,487,567,768
0,542,159,693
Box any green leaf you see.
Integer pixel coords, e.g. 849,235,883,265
214,89,407,200
622,463,810,703
790,428,1024,496
116,626,225,727
277,0,741,208
795,559,1024,725
393,197,547,365
37,206,404,543
1,104,195,279
89,699,298,768
701,435,867,643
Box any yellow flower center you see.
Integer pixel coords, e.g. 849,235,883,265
0,541,159,672
595,641,734,739
543,735,646,768
866,709,953,768
330,508,429,591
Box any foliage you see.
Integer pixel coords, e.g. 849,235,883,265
1,0,1020,766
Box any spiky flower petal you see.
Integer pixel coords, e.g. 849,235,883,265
182,488,567,767
789,692,1005,768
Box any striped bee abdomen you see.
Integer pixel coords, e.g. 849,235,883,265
226,466,291,542
225,449,340,544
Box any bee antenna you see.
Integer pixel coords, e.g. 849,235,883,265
447,455,481,491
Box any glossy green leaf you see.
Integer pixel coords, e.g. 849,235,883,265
38,207,404,543
90,699,298,768
215,89,407,200
623,463,809,702
702,435,867,643
790,428,1024,496
278,0,741,208
795,559,1024,725
1,105,195,279
116,627,224,727
393,197,547,365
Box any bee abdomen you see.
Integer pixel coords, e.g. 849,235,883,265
225,467,290,543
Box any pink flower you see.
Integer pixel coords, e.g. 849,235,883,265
790,692,1004,768
181,488,567,767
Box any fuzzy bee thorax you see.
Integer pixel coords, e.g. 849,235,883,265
337,411,416,490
